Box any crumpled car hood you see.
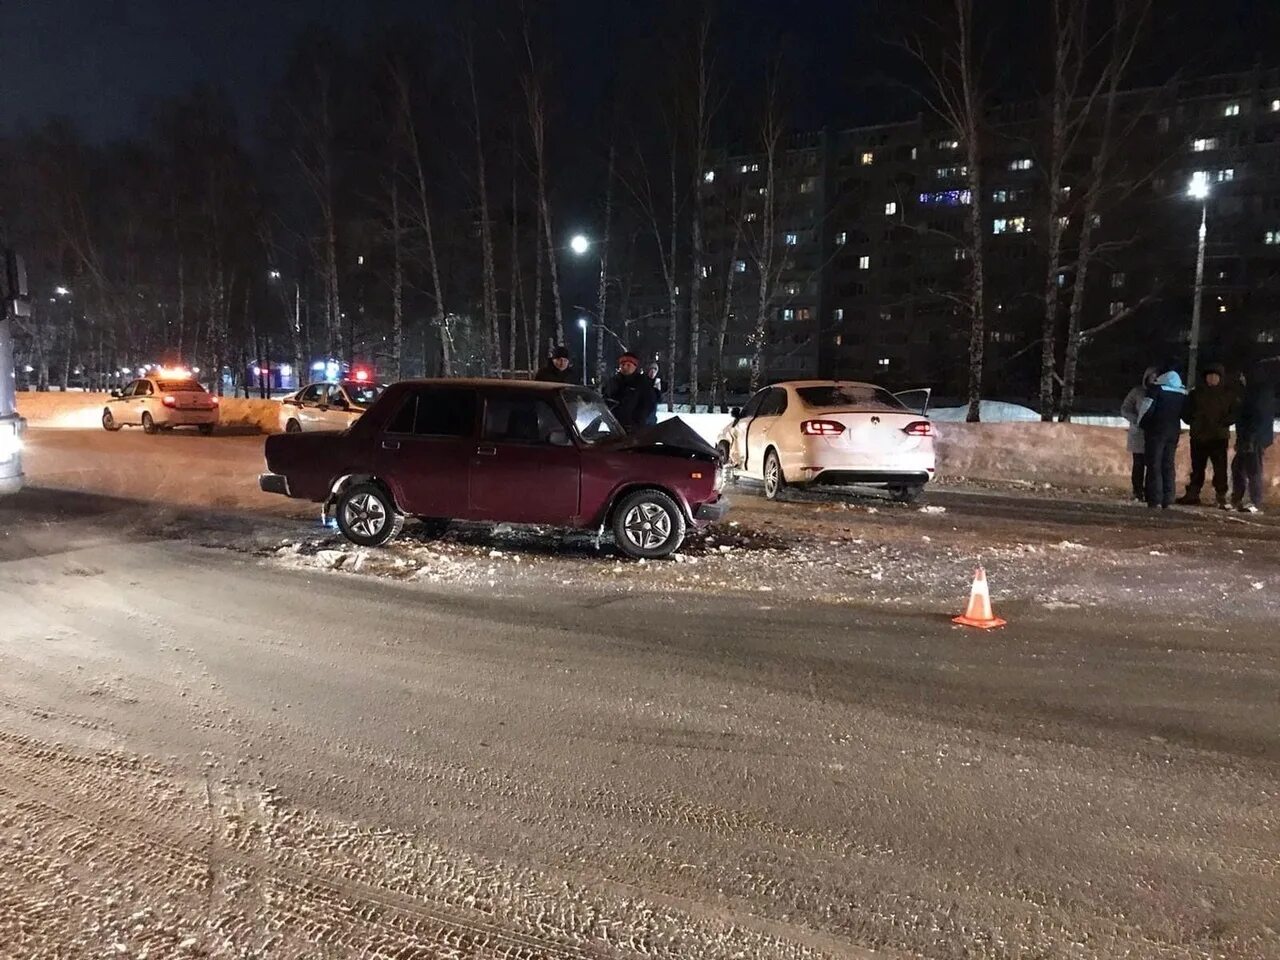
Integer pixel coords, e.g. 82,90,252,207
611,417,719,458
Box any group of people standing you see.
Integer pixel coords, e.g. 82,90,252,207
1121,361,1275,513
534,345,660,429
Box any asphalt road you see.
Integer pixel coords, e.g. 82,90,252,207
2,475,1278,959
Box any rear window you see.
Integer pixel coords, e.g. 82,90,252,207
796,385,905,410
386,388,476,437
158,380,205,393
342,383,384,407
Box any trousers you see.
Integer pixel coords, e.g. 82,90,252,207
1187,437,1229,498
1144,434,1179,507
1231,447,1266,507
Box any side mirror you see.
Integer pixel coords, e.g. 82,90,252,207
730,406,742,421
110,390,121,399
548,428,571,447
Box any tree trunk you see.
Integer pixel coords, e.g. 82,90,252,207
390,167,404,381
465,38,500,374
665,153,679,411
595,143,616,384
508,137,520,373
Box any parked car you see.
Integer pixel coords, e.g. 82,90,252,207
717,380,935,501
278,380,385,433
258,379,728,558
102,373,219,435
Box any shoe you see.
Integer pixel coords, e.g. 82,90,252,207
1175,494,1201,506
1239,504,1261,515
1217,498,1230,510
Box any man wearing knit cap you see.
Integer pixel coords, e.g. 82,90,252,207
535,345,577,384
604,351,657,430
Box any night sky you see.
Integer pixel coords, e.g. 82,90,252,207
1,0,1275,144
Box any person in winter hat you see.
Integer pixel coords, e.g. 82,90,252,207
535,345,577,384
604,351,657,430
1230,363,1276,513
1120,365,1159,502
1138,362,1189,509
1176,362,1239,507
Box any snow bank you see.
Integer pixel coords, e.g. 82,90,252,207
17,391,281,433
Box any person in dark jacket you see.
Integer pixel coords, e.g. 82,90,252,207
1138,365,1189,509
1177,363,1239,506
1230,365,1276,513
604,352,657,430
535,345,577,384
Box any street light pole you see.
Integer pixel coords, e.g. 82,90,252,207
1186,174,1211,385
578,317,589,384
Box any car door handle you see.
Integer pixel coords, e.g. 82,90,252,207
475,445,497,456
381,439,400,450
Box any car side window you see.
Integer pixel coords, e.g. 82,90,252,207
757,388,787,417
121,380,139,396
386,388,477,437
299,385,323,404
739,390,768,420
482,395,566,445
138,381,154,397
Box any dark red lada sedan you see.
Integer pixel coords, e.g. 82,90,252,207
258,379,727,559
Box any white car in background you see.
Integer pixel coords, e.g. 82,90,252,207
278,380,385,433
717,380,936,502
101,373,219,435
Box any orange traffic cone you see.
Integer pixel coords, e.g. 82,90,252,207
952,566,1006,629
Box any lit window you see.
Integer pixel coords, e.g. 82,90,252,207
1090,214,1103,228
1008,158,1033,171
701,266,710,278
954,248,969,261
1058,215,1070,229
736,357,751,368
919,189,972,206
1111,272,1126,288
834,334,843,347
757,187,768,196
836,231,848,245
884,201,897,215
796,308,812,322
1192,138,1218,152
740,163,750,173
781,308,795,321
833,308,845,321
878,357,891,368
1272,99,1280,113
357,255,365,266
860,151,874,166
991,189,1007,203
935,166,969,179
745,212,758,222
1158,116,1171,133
993,217,1028,235
785,283,800,296
1265,231,1280,245
734,259,747,272
1109,301,1125,317
938,139,960,150
910,147,918,160
1196,168,1236,184
1259,332,1278,344
752,162,760,172
1219,168,1235,182
880,311,892,322
799,178,816,194
1223,102,1240,117
784,232,799,246
1056,273,1067,288
703,170,716,183
858,255,871,270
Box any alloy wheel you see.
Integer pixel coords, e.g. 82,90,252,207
343,493,387,539
622,501,673,551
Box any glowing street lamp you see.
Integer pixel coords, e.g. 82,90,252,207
569,234,591,256
1186,174,1211,384
54,285,71,297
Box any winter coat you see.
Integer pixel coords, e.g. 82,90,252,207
1138,370,1189,441
1121,384,1148,454
604,371,658,430
1182,366,1239,441
1235,379,1276,451
534,362,578,385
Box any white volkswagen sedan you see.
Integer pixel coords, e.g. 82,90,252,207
101,373,220,434
277,380,385,433
717,381,936,502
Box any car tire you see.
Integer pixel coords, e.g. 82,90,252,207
198,423,215,436
141,412,158,435
414,517,452,540
284,419,302,433
612,488,687,560
763,449,786,501
102,409,121,432
335,482,404,548
891,484,925,504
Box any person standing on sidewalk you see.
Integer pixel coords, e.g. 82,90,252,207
1121,366,1159,502
1138,365,1189,510
1231,364,1276,514
1177,363,1239,507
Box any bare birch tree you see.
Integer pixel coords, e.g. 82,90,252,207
595,142,616,383
521,10,565,346
463,28,500,375
748,65,786,394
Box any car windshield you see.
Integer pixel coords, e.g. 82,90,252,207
342,382,384,407
796,385,905,411
158,380,204,393
562,389,625,444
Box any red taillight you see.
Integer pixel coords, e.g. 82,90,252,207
903,420,934,437
801,419,846,436
162,395,176,408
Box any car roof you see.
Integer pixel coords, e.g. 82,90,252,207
394,378,571,392
767,380,884,391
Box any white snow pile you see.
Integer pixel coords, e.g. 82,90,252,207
931,400,1044,423
17,391,282,433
